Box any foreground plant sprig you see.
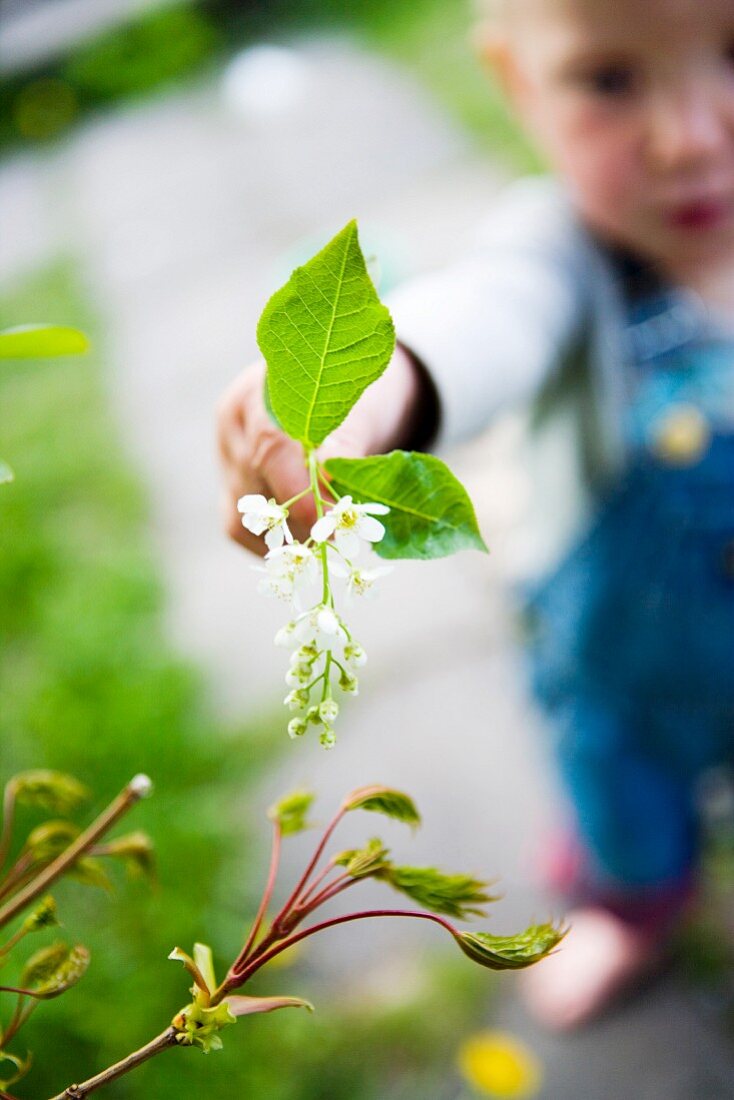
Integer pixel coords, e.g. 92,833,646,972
50,785,564,1098
241,221,487,747
0,772,153,1096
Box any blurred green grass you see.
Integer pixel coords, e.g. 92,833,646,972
0,264,491,1095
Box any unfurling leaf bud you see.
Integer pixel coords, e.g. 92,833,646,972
21,941,90,998
24,820,79,864
22,895,59,934
333,837,390,878
9,770,89,815
268,789,315,836
342,785,421,828
98,830,155,880
453,923,566,970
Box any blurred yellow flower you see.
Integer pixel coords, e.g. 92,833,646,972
457,1030,542,1098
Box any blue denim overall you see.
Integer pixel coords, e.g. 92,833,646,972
526,290,734,900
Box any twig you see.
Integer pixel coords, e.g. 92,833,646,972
0,776,151,930
47,1027,177,1099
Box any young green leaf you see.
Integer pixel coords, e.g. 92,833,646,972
333,837,391,878
324,451,488,559
168,946,211,996
453,923,566,970
20,941,90,998
10,770,89,815
67,856,113,891
268,789,315,836
258,221,395,446
382,865,496,919
341,785,421,827
0,324,89,359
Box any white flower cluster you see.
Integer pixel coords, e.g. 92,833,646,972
238,493,391,747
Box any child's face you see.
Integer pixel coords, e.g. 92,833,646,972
498,0,734,273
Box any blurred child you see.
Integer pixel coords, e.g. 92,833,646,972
217,0,734,1028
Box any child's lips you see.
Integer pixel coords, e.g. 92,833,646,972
666,196,731,230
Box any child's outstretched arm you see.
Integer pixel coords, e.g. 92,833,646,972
217,345,430,555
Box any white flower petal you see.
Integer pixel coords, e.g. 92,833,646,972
311,514,336,542
265,526,284,551
335,529,360,558
237,493,268,513
361,502,390,515
243,514,269,536
356,515,385,542
316,608,340,635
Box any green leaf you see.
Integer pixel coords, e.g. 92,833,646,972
382,865,496,919
324,451,488,559
268,789,315,836
0,324,89,359
333,837,390,878
341,785,420,827
258,220,395,446
20,941,90,998
0,459,13,485
454,923,566,971
223,994,314,1018
10,770,89,815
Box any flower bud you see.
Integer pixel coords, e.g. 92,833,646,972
338,670,359,695
306,705,322,726
344,643,367,668
284,688,309,711
287,717,308,739
319,698,339,723
320,726,336,749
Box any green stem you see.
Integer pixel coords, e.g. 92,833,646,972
0,925,28,958
280,486,312,510
0,777,150,930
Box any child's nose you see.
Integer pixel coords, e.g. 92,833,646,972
647,86,728,173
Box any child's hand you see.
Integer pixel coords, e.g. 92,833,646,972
217,347,426,555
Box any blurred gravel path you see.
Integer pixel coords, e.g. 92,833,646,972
2,36,733,1099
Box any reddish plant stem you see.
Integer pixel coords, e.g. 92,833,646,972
294,872,356,917
268,806,346,936
230,822,282,973
294,859,337,907
227,908,457,989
